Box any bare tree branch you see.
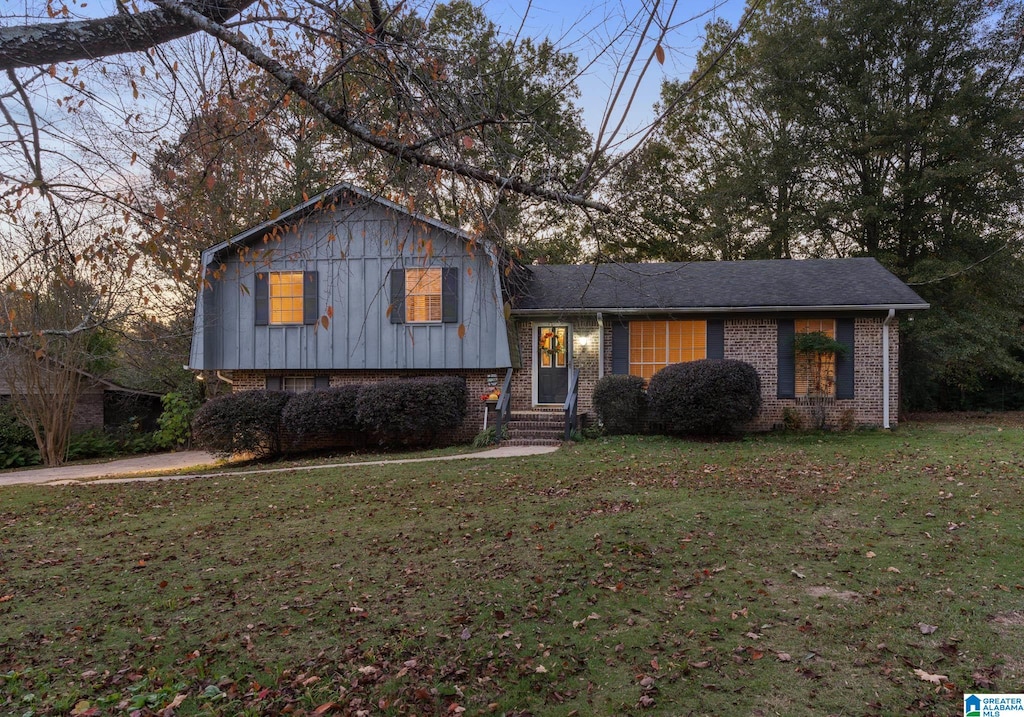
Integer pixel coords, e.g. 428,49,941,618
0,0,256,71
149,0,613,212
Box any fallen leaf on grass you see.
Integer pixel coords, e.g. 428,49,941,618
163,694,187,710
689,661,710,669
535,665,548,673
913,668,948,684
790,569,805,579
311,703,336,715
887,566,901,573
865,551,876,558
71,701,97,717
0,594,12,602
776,653,792,662
918,623,938,635
638,695,655,708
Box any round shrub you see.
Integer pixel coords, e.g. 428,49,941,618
592,374,647,434
192,390,292,457
356,376,466,445
280,385,362,450
647,359,762,436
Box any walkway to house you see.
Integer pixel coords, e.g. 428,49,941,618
0,444,560,488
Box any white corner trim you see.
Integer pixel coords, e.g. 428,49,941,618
882,309,895,429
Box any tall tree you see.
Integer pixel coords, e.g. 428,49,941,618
622,0,1024,408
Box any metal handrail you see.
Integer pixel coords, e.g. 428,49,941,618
493,367,514,444
563,367,580,441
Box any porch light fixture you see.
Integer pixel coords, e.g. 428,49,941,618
576,335,590,348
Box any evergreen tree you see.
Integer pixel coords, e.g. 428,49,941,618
621,0,1024,408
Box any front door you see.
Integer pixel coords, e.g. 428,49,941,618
537,325,569,404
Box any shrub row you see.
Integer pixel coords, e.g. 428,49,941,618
593,359,761,437
192,376,467,457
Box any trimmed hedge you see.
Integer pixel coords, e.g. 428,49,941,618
191,377,469,457
281,385,362,450
192,390,292,457
592,374,646,434
647,359,761,436
356,376,466,445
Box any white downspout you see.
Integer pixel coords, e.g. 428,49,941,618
217,370,234,386
597,312,605,379
882,309,895,429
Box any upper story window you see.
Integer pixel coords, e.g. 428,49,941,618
256,270,317,326
795,318,837,396
388,267,458,325
404,268,442,323
629,320,707,381
269,271,305,324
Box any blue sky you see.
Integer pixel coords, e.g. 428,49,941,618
483,0,747,140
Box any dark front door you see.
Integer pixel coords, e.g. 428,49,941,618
537,325,569,404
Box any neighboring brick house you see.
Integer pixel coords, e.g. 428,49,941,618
0,363,162,434
189,182,928,439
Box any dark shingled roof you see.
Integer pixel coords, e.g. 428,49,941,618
514,258,928,313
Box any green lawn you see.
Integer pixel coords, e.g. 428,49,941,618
2,421,1022,716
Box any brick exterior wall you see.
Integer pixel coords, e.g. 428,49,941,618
725,316,899,430
71,388,105,434
230,313,901,441
230,368,503,443
509,314,900,431
508,319,601,417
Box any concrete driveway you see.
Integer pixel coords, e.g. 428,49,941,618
0,445,559,487
0,451,219,487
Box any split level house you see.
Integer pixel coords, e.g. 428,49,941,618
189,182,929,442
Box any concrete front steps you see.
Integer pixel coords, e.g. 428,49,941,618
501,410,569,447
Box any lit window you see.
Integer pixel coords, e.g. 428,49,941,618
629,320,706,380
269,272,304,324
281,376,315,393
795,318,837,396
405,268,442,323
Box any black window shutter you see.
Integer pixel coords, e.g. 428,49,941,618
314,375,330,389
611,321,629,375
442,267,459,323
266,375,282,391
389,269,405,324
706,319,725,359
835,318,855,399
303,270,318,325
777,319,795,399
254,272,269,326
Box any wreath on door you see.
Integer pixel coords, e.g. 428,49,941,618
541,331,565,359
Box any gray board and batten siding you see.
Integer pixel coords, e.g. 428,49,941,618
190,191,512,372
